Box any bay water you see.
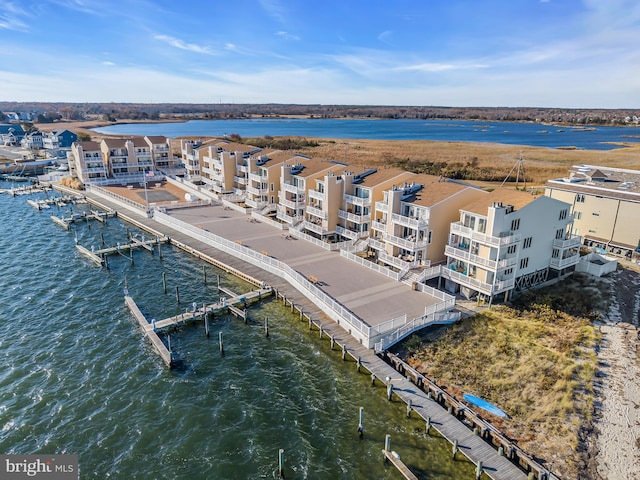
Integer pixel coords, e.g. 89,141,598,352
0,183,475,479
93,117,640,151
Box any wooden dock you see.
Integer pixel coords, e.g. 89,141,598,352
75,235,169,267
124,287,272,367
125,295,174,367
51,209,116,229
383,450,418,480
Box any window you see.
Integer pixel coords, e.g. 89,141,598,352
523,237,532,249
519,257,529,269
592,212,600,216
504,268,513,276
477,218,487,234
270,183,275,192
427,231,432,244
559,209,568,220
507,245,517,255
576,194,585,203
510,218,520,231
555,229,565,240
463,215,476,229
552,249,560,258
574,211,582,220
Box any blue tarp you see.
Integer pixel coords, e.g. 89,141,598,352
463,394,510,418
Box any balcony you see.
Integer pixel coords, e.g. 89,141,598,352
368,238,387,251
279,196,304,209
303,221,326,235
497,255,518,269
442,267,515,295
344,193,371,207
378,252,418,270
84,165,106,173
391,212,429,229
234,175,247,185
375,201,388,213
553,236,582,249
283,182,304,195
450,223,521,247
336,225,368,240
276,208,298,225
550,252,580,269
308,189,325,201
338,209,371,224
371,219,387,232
237,164,249,173
445,245,497,270
248,172,263,183
246,185,267,196
382,232,428,251
306,205,327,219
245,198,267,209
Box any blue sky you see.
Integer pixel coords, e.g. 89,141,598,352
0,0,638,108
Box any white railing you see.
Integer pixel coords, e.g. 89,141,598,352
251,211,286,230
276,209,297,224
279,196,304,209
378,251,417,270
391,212,429,229
308,189,324,201
445,245,498,270
550,253,581,269
451,223,521,247
382,232,427,251
246,185,267,196
306,205,327,219
344,193,371,206
340,250,402,281
233,176,247,185
368,238,386,251
338,210,371,224
496,255,518,269
248,172,262,183
153,211,373,344
553,236,582,249
441,267,493,295
374,311,460,353
288,227,344,251
374,201,388,213
86,184,148,214
371,219,387,232
282,182,303,194
302,221,325,235
371,297,456,337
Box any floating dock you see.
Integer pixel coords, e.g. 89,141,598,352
28,195,86,210
51,209,117,229
124,286,273,367
75,235,169,266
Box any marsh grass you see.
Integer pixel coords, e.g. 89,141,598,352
402,275,603,479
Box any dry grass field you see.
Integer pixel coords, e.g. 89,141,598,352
399,274,605,480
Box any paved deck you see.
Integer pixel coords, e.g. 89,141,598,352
169,205,440,328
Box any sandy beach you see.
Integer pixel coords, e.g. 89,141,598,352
592,266,640,480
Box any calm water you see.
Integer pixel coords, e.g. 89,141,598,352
0,183,475,479
94,118,640,150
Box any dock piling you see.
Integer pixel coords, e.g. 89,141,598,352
384,434,391,453
426,417,431,434
175,285,180,304
330,335,335,350
387,383,393,401
452,439,458,460
342,344,347,361
356,356,362,372
278,448,285,479
202,265,207,284
265,317,269,338
219,331,224,355
407,399,412,418
475,461,483,480
357,407,364,438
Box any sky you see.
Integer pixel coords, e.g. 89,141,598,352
0,0,638,108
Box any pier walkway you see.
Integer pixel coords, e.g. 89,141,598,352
58,187,536,480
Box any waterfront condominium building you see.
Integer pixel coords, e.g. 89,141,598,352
336,167,415,242
144,135,181,173
369,175,486,270
198,140,262,197
244,149,298,213
276,156,345,228
435,188,581,303
180,138,207,180
545,164,640,259
100,138,154,181
70,141,108,184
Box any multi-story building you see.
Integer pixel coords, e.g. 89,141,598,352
245,150,296,211
180,139,205,179
198,140,262,196
42,129,78,149
276,156,343,227
370,175,486,270
434,189,580,303
70,141,108,184
144,135,181,172
545,164,640,258
100,138,154,180
336,167,415,242
302,168,349,241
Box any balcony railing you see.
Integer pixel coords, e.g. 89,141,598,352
308,189,325,201
442,267,515,295
336,225,367,240
368,238,387,251
451,223,521,247
237,164,249,173
445,245,498,270
303,221,326,235
375,201,388,213
246,185,267,196
382,233,428,251
279,196,305,209
497,255,518,269
344,193,371,206
553,236,582,249
276,209,298,224
338,209,371,224
306,205,327,219
378,251,418,270
248,172,263,183
283,182,303,194
550,253,580,269
371,219,387,232
391,212,429,229
234,175,247,185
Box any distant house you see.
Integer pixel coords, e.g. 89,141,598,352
43,129,78,149
0,124,25,145
21,131,45,149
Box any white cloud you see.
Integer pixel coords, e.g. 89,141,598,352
259,0,287,23
154,35,215,55
102,61,115,66
377,30,392,43
0,1,30,31
276,31,299,41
